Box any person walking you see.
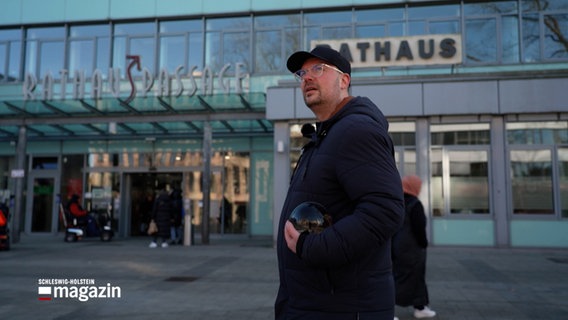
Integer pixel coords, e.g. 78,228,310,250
275,46,405,320
149,185,173,248
392,175,436,319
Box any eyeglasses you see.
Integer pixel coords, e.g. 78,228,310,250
294,63,344,82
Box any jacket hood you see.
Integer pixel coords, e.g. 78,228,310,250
317,96,388,134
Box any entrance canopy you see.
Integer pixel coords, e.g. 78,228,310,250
0,92,271,141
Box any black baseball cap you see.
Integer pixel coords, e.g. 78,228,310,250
287,46,351,75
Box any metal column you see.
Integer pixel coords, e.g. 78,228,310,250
12,126,27,243
201,122,212,244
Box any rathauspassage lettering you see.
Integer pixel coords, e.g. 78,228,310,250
37,278,122,302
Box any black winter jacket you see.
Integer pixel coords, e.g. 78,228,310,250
151,190,173,238
275,96,405,320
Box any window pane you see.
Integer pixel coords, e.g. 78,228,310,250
543,14,568,59
522,13,540,62
466,18,497,63
523,0,568,11
189,33,203,68
465,1,517,15
507,122,568,144
130,37,155,73
322,26,352,39
0,29,21,81
40,41,65,79
430,20,460,34
255,30,281,72
431,123,490,145
431,149,444,217
356,8,404,21
9,41,21,80
0,44,6,80
160,35,186,71
96,38,110,73
223,32,250,67
27,27,64,39
559,148,568,218
69,40,94,76
69,25,111,76
449,150,489,214
115,23,155,36
205,17,251,70
356,25,386,38
409,21,426,35
502,15,520,63
255,14,300,73
205,31,221,69
304,11,352,25
409,4,460,19
510,149,554,214
70,25,109,37
160,20,202,33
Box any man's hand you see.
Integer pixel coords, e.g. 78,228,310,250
284,220,300,254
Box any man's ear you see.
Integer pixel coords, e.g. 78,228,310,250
340,74,351,90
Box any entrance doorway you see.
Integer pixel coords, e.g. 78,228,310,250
128,172,182,236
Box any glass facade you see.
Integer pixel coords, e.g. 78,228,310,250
1,1,567,85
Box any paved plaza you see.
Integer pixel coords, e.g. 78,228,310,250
1,235,567,320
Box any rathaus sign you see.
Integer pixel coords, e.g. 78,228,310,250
313,34,462,68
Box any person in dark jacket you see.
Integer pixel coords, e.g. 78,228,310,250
392,175,436,319
149,186,173,248
169,187,183,244
275,46,405,320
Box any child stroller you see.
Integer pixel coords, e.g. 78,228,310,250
60,203,114,242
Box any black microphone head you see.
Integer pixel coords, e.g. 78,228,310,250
301,124,316,138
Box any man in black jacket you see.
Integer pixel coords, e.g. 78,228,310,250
275,46,405,320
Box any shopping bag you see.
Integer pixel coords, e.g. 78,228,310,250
147,220,158,235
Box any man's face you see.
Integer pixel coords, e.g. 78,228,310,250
299,58,343,110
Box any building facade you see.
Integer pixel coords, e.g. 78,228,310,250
0,0,567,247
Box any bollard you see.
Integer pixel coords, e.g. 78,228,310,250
183,214,192,246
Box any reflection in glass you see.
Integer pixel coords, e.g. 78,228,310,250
449,150,489,214
510,149,554,214
0,29,22,82
431,123,490,145
68,25,110,78
255,15,300,73
32,178,54,232
466,18,497,63
130,37,156,74
544,14,568,59
431,149,444,217
559,148,568,218
507,121,568,144
69,40,94,76
206,17,251,70
160,35,186,71
502,15,520,63
522,13,540,62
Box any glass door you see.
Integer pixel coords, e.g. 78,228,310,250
30,177,55,232
431,147,490,216
26,156,60,234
